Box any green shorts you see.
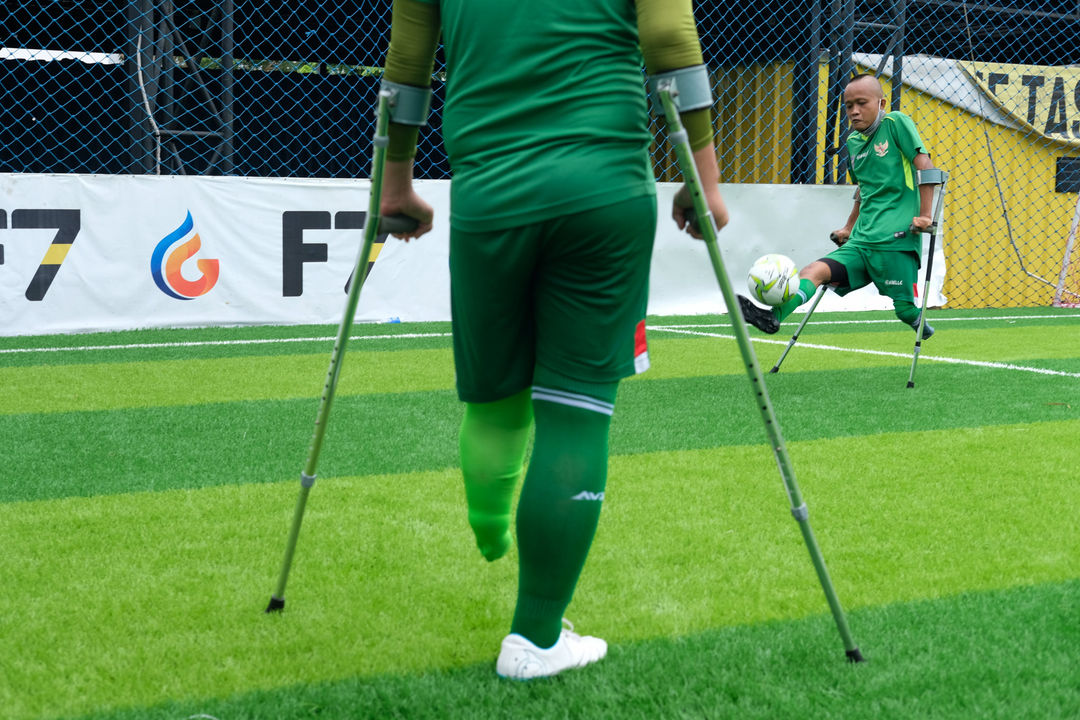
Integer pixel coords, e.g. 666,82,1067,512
449,194,657,403
825,243,919,306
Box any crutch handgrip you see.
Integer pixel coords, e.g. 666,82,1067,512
379,214,421,235
895,219,940,239
683,208,701,235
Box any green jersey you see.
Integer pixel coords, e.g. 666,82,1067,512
417,0,656,232
846,111,927,252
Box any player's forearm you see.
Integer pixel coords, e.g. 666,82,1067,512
636,0,712,151
382,158,416,200
384,0,440,162
913,153,935,218
693,144,720,197
692,143,728,228
844,195,860,231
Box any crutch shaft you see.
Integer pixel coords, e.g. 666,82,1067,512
771,285,826,373
267,90,398,613
659,85,861,661
908,172,948,388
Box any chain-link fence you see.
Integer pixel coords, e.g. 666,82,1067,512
3,1,1080,307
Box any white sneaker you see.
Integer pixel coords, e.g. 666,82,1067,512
495,619,607,680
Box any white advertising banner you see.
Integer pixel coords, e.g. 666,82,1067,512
0,175,946,336
649,182,948,315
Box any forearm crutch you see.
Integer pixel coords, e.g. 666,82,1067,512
658,82,863,662
770,284,827,374
267,89,418,613
906,169,949,389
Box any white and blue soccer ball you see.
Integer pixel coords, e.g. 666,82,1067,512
747,253,799,306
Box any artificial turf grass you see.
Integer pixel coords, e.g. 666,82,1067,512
4,421,1078,720
5,315,1078,413
2,315,1077,717
0,348,458,414
61,579,1080,720
0,320,454,353
2,361,1076,504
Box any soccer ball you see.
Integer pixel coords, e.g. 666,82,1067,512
747,254,799,306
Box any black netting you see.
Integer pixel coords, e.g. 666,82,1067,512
3,0,1080,306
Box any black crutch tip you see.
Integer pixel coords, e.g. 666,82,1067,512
906,381,915,388
846,648,866,663
769,366,779,373
265,596,286,613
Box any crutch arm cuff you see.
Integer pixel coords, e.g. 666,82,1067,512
380,80,432,126
916,168,948,185
648,65,712,114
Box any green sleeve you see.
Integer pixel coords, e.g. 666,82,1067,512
636,0,713,151
383,0,440,161
887,112,927,160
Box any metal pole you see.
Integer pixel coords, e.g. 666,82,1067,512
220,0,235,174
836,0,855,182
891,0,907,111
792,0,822,184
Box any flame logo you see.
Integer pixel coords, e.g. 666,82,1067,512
151,211,220,299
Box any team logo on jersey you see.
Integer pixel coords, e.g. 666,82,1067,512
874,140,890,157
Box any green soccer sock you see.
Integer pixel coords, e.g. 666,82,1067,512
459,389,533,562
510,386,614,648
774,277,818,323
894,299,921,327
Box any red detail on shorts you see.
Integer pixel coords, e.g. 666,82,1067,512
634,320,647,358
913,282,919,298
633,319,650,374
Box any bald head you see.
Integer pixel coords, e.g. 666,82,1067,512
843,74,886,133
845,73,884,98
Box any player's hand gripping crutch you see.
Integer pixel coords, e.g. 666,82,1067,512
658,82,863,662
266,89,418,613
905,169,948,389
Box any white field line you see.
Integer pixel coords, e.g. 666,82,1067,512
649,326,1080,379
0,332,453,355
1,312,1077,362
663,312,1080,329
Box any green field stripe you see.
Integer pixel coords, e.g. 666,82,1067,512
0,392,463,503
0,348,456,414
2,362,1075,503
67,580,1080,720
615,365,1077,454
0,321,452,353
0,325,456,369
3,422,1077,720
5,324,1076,416
781,326,1080,363
646,325,1080,378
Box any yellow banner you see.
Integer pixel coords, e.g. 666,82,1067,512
960,61,1080,146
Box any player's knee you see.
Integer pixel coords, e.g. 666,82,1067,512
801,261,831,285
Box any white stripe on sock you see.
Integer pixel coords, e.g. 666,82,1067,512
531,386,615,416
